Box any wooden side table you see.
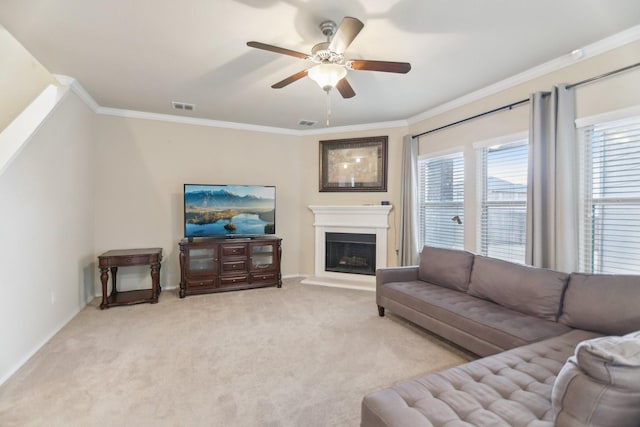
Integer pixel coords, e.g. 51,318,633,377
98,248,162,309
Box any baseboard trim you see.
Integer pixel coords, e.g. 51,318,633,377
300,276,375,292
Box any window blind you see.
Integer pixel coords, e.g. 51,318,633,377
478,141,528,263
418,152,464,250
578,115,640,274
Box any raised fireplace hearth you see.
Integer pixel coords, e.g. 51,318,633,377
302,205,392,291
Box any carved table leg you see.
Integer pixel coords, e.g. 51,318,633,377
276,240,282,288
100,267,110,309
150,262,161,303
179,248,186,298
110,267,118,296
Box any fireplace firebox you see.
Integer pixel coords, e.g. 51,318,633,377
325,232,376,276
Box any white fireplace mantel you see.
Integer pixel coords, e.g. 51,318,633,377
309,205,393,228
303,205,393,291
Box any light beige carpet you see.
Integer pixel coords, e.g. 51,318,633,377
0,278,473,427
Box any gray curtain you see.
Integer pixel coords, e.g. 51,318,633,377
399,134,419,265
526,84,577,272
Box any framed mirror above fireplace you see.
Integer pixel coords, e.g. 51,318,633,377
319,136,388,192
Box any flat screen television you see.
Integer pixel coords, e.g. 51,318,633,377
184,184,276,238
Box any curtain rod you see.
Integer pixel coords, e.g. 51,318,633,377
413,98,529,138
413,61,640,139
566,61,640,89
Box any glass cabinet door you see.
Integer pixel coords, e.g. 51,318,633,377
188,247,217,273
250,244,274,270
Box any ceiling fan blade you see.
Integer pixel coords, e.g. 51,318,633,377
328,17,364,54
336,78,355,99
247,41,309,59
271,69,309,89
349,60,412,74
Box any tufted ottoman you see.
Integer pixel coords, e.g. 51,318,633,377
361,330,601,427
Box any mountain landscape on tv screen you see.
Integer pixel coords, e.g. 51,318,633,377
185,188,275,236
185,189,273,210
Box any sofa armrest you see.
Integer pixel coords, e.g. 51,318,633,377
376,266,419,287
376,266,419,317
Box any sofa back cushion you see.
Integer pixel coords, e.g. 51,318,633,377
559,273,640,335
552,331,640,427
418,246,474,292
467,256,569,321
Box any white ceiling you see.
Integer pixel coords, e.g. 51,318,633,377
2,0,640,131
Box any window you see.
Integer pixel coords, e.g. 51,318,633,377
417,152,464,250
578,115,640,274
477,140,528,263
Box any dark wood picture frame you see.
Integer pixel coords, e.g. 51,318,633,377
319,136,388,192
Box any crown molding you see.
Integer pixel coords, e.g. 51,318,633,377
301,119,408,136
95,107,305,136
54,74,99,112
95,106,408,136
55,25,639,136
407,24,640,125
55,75,303,135
55,74,406,136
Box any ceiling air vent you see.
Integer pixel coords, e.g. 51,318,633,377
298,119,317,127
171,101,195,111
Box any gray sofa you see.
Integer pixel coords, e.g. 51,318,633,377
362,246,640,427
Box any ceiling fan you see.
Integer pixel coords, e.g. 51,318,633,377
247,16,411,98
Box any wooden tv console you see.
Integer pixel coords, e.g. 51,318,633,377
178,236,282,298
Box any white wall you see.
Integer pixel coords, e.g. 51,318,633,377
0,92,95,384
90,116,408,295
92,116,306,292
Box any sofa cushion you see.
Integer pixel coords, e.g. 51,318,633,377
418,246,474,292
381,281,571,352
552,331,640,427
559,273,640,335
362,330,601,427
467,256,569,321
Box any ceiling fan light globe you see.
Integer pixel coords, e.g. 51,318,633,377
308,63,347,91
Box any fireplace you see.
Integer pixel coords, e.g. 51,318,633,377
325,232,376,276
303,205,392,291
